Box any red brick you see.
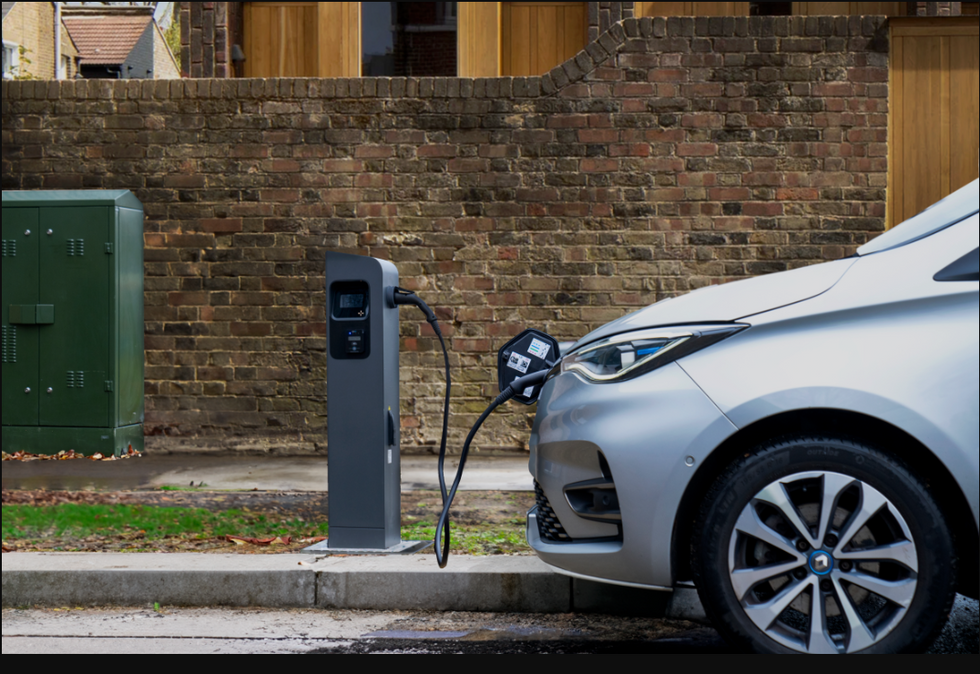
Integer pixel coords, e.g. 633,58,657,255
197,219,243,233
581,159,619,173
776,188,820,201
677,143,718,157
709,188,751,201
355,145,395,158
164,175,205,188
448,158,490,173
168,292,208,307
547,115,589,129
322,159,363,173
578,129,620,143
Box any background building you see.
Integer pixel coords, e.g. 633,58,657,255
62,5,180,80
2,2,80,80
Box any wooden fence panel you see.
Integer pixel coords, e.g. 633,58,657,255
501,2,588,76
890,18,980,227
794,3,906,16
459,2,501,77
244,2,319,78
637,3,750,16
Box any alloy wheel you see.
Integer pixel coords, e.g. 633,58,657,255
727,471,919,654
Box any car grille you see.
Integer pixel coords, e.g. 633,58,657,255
534,480,572,543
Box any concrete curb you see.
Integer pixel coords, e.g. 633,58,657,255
3,553,678,615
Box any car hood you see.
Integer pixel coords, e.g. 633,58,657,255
571,257,858,351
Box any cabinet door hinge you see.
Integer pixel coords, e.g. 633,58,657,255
105,243,114,255
104,380,114,392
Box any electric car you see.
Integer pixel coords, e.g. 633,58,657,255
527,179,979,654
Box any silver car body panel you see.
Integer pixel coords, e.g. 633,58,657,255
857,178,978,257
529,212,979,588
682,215,980,530
570,257,857,350
530,362,738,587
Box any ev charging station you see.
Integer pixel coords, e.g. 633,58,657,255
306,251,426,554
310,251,560,562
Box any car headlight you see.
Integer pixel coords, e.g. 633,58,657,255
559,324,748,383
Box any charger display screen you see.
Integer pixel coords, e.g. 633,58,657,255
339,293,365,310
331,282,370,321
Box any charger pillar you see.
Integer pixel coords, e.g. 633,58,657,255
325,252,401,550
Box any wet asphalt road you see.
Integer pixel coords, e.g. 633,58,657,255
3,601,976,655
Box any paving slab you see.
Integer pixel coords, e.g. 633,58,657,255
1,455,533,493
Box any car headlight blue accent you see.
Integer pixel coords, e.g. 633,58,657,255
559,325,748,384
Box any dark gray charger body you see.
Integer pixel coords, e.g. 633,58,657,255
325,252,401,550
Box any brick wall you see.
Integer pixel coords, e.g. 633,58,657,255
2,15,890,456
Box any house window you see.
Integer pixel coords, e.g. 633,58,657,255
362,2,459,76
2,41,19,80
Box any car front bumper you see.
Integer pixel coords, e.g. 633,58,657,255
528,362,738,589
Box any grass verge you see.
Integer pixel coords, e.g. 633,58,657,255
1,503,530,556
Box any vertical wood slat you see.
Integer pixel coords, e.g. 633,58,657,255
795,3,905,15
458,2,501,77
317,1,360,77
889,33,902,228
940,35,951,198
501,2,587,76
244,2,320,77
638,2,750,16
949,35,980,192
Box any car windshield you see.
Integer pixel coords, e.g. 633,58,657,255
858,179,979,256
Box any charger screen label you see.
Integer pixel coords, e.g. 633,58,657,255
507,353,531,374
527,338,551,360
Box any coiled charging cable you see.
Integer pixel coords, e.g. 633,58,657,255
388,287,548,568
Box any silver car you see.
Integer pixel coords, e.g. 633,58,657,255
527,179,979,654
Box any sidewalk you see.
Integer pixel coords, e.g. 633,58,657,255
0,552,687,619
1,455,534,493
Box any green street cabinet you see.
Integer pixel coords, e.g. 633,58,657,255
2,191,144,456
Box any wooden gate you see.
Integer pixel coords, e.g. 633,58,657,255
889,18,980,227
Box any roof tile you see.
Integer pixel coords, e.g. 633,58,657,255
63,15,151,65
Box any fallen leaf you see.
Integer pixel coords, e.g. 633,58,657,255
2,544,13,553
300,537,327,545
226,536,292,547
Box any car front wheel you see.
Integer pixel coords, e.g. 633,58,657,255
693,437,956,654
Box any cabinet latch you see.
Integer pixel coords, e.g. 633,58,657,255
105,243,114,255
104,381,114,392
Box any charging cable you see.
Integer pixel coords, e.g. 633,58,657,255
388,287,548,568
432,368,548,568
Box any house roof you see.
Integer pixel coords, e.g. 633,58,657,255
2,3,15,21
63,14,151,65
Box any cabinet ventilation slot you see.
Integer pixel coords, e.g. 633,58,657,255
1,326,15,364
67,239,86,257
1,240,15,257
67,371,85,389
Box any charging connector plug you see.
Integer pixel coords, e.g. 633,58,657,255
387,287,438,325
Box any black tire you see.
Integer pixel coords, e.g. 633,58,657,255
692,436,956,654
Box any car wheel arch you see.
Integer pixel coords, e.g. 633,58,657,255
670,408,978,601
